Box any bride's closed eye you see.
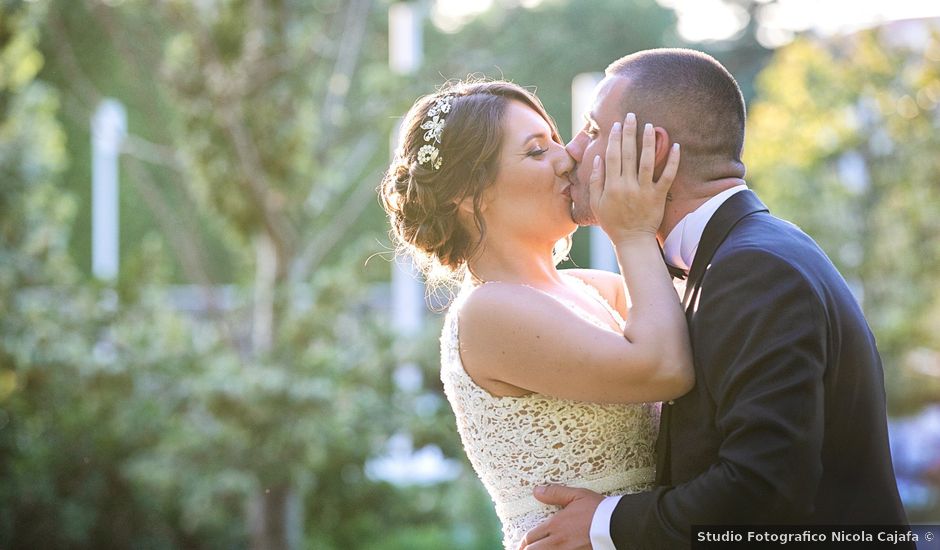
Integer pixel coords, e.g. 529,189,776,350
526,147,548,158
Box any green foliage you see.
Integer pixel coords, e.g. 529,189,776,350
746,30,940,414
0,4,180,546
3,0,505,546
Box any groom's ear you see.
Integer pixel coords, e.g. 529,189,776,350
652,126,673,179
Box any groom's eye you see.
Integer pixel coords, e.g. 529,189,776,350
582,115,599,138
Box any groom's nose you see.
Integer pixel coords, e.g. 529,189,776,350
565,132,587,164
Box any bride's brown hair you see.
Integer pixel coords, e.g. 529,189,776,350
379,79,563,286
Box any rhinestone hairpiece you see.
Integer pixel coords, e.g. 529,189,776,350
417,95,453,170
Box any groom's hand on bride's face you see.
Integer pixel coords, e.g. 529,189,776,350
518,485,602,550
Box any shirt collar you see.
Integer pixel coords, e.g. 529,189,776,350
662,184,749,272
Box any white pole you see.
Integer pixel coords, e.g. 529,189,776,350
571,73,618,273
91,99,127,282
389,119,427,337
389,3,427,337
389,3,422,74
391,255,425,337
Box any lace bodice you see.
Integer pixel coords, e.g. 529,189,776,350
439,274,660,549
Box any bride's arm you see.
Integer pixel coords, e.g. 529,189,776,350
457,281,690,403
458,116,692,404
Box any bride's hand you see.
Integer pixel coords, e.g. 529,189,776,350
589,112,680,243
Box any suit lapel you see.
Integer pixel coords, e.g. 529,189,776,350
682,190,769,307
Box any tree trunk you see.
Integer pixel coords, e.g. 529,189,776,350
252,232,277,354
247,234,301,549
248,483,301,550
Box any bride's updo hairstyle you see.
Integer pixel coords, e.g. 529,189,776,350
380,79,562,286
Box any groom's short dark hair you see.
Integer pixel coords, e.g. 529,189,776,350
607,49,746,179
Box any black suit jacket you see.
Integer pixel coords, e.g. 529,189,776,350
611,190,910,548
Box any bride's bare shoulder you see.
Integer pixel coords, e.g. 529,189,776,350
456,281,551,320
452,282,577,397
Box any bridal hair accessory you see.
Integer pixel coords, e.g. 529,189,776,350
417,95,453,170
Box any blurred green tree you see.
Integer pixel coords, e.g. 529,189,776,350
5,0,482,547
0,1,191,547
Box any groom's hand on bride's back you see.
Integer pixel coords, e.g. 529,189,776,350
518,485,602,550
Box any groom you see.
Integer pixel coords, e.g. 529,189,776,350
520,49,911,549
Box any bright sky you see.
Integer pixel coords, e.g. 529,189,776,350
433,0,940,45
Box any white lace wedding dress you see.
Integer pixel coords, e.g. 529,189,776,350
440,275,660,549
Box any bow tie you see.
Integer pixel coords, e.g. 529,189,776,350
667,263,688,280
660,246,688,280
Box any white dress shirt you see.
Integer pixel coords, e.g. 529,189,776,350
589,183,748,550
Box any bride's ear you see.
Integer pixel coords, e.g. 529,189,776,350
455,192,489,216
454,195,486,240
456,196,476,216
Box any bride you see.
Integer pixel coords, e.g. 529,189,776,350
379,80,693,549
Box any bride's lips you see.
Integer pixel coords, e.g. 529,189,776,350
561,184,572,199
